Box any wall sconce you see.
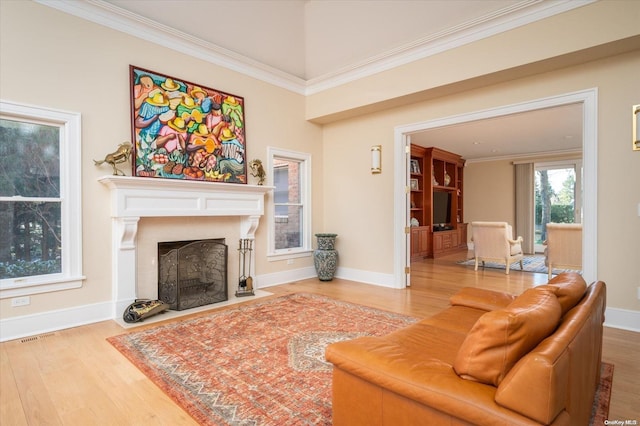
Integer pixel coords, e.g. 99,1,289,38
633,104,639,151
371,145,381,174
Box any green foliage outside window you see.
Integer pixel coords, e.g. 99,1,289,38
0,119,62,279
534,168,576,244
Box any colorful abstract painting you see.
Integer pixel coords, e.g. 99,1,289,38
130,66,246,183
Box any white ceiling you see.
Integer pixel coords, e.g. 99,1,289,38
78,0,585,160
409,103,583,161
104,0,524,81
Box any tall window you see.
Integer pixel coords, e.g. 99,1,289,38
0,101,83,297
534,160,582,252
268,147,311,259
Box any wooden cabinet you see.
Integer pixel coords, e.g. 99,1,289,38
410,145,427,228
431,224,468,257
411,226,431,261
410,146,467,259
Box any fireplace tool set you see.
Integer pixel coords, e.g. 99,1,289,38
236,238,255,297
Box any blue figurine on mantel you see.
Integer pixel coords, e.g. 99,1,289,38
314,233,338,281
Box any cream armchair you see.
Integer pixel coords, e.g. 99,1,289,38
543,223,582,279
471,222,524,275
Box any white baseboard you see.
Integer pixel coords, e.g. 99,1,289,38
257,266,398,289
0,301,113,342
604,307,640,332
335,266,399,288
256,266,317,288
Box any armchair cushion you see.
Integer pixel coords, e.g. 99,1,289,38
453,286,562,386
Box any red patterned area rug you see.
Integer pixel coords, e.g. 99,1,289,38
108,293,614,425
107,293,417,425
590,362,614,426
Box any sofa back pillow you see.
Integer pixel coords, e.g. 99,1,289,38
453,287,562,386
539,272,587,316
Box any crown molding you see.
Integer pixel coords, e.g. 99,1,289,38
35,0,595,96
35,0,308,94
304,0,596,95
465,148,583,164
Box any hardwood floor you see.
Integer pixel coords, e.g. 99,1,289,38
1,252,638,424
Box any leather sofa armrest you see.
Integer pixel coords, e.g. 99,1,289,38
450,287,516,312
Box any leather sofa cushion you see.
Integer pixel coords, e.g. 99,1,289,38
538,272,587,315
450,287,516,312
453,286,562,386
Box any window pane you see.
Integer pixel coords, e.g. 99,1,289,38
274,165,289,216
534,167,577,244
275,205,303,250
274,158,300,203
0,119,60,197
0,201,62,279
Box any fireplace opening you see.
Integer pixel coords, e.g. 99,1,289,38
158,238,228,311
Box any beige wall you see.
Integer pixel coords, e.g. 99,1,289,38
464,160,515,227
320,50,640,313
306,1,640,123
1,1,639,326
0,1,323,320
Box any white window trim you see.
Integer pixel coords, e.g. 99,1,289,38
0,101,84,298
267,147,312,261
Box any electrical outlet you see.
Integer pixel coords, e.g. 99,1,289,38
637,286,640,301
287,259,294,265
11,296,30,307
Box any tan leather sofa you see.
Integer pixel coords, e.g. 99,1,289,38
326,273,606,426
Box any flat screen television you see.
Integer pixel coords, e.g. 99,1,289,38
433,191,451,228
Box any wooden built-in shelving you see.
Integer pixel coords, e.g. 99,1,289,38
410,146,467,260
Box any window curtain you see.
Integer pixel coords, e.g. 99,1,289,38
515,162,534,254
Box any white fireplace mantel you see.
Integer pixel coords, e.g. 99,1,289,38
98,176,273,317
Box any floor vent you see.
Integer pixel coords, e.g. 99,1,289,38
20,333,55,343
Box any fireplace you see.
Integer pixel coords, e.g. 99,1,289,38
98,176,272,318
158,239,228,310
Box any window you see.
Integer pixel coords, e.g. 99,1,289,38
534,160,582,252
267,147,311,259
0,101,83,298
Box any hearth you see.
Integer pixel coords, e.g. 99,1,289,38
158,239,228,311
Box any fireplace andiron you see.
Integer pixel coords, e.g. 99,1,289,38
236,239,255,297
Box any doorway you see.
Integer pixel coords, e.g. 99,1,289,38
393,89,598,288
